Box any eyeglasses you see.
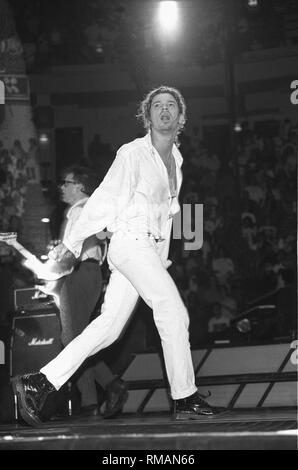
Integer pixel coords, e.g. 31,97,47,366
59,180,79,186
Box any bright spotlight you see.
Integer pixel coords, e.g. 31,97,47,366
39,133,49,144
158,1,179,35
41,217,50,223
234,122,242,133
247,0,259,9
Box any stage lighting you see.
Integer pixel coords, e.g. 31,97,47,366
39,133,49,144
157,1,179,35
247,0,258,8
95,42,104,54
234,122,242,133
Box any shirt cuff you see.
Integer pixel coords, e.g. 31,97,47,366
63,238,82,259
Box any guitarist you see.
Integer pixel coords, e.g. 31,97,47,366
51,164,128,419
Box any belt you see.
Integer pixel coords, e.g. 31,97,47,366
112,232,164,243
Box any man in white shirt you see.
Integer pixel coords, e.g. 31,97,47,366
53,165,128,419
13,86,222,426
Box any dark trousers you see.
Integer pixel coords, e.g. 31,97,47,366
59,261,115,406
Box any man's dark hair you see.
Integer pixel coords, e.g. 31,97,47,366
61,164,101,196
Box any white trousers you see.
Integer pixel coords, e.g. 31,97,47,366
41,236,197,399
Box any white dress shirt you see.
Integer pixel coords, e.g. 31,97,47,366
63,133,183,263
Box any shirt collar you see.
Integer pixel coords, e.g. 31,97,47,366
144,132,183,168
66,197,89,219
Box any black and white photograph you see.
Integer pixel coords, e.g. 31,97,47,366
0,0,297,454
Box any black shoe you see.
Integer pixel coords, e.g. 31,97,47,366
174,390,221,420
103,377,129,419
75,404,100,418
12,373,55,427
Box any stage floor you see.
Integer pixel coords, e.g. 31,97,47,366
0,408,297,450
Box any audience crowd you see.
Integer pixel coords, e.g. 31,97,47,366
172,118,297,344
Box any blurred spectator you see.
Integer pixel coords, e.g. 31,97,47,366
212,247,235,288
203,275,222,306
257,261,279,294
219,285,238,320
244,174,266,206
241,214,257,247
208,303,231,334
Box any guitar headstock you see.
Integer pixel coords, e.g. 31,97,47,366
0,232,18,245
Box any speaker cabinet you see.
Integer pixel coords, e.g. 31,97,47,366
0,324,14,423
0,323,10,382
10,312,62,377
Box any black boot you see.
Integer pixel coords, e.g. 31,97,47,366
174,390,222,420
103,377,129,419
12,372,56,426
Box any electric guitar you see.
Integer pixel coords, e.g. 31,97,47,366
0,232,76,305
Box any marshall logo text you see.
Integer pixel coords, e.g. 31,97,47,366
28,338,54,346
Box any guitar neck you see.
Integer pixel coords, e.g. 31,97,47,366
13,241,38,261
0,235,74,281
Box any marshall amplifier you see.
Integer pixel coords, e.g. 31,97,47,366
0,323,10,380
14,287,39,310
10,311,62,377
0,324,14,423
14,287,54,312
